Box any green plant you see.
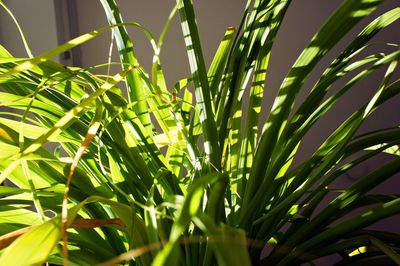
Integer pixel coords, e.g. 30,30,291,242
0,0,400,265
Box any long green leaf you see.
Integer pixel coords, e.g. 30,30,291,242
99,0,153,134
177,0,221,170
0,218,61,266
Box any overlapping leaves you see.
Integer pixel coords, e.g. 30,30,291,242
0,0,399,265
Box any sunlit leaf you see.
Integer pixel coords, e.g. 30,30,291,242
0,219,61,266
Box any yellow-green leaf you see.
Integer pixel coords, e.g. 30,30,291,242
0,218,61,266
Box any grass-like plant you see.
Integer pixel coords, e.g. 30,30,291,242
0,0,400,265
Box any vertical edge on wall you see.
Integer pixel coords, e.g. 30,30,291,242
53,0,82,66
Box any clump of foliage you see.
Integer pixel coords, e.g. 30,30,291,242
0,0,400,265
